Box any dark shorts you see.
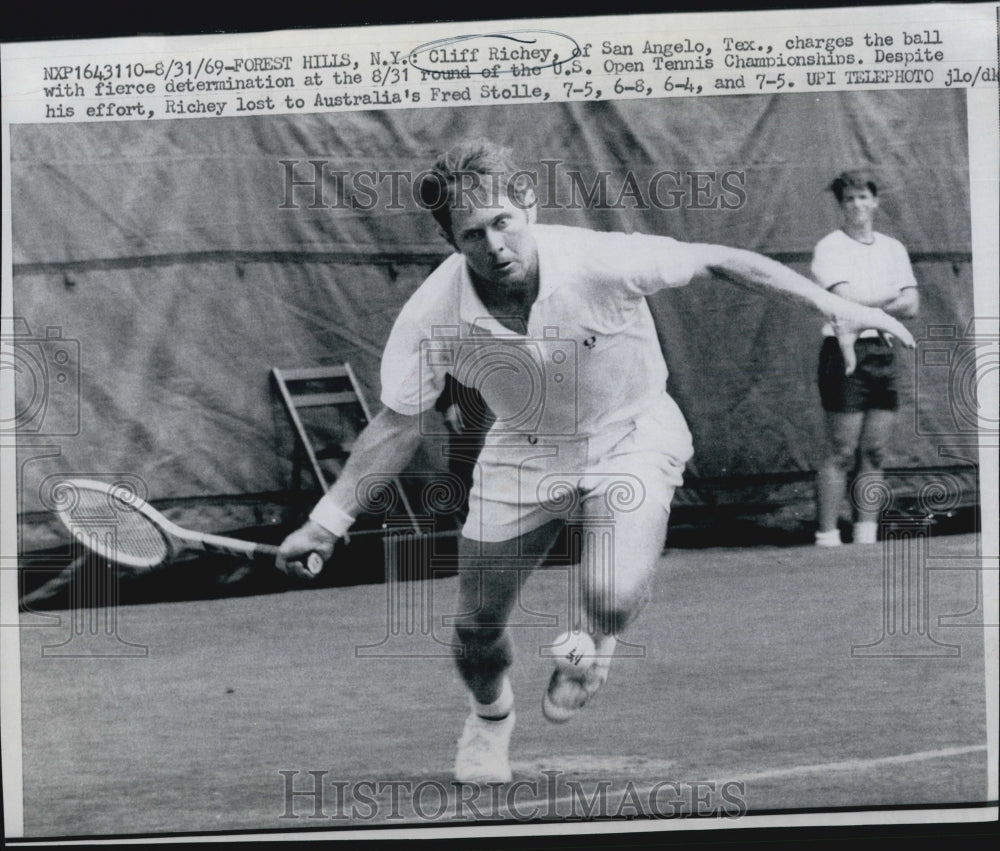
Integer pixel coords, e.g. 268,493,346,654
818,336,899,413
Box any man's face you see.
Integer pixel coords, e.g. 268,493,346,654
840,186,878,228
447,190,538,292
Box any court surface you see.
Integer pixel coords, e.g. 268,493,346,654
15,532,992,838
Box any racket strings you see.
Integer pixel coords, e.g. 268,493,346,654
63,488,169,566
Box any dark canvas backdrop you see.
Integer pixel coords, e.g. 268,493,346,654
11,90,974,551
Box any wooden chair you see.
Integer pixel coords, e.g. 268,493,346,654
270,364,421,533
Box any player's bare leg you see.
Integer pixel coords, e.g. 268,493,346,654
452,519,563,782
852,408,896,543
543,488,671,722
816,411,865,546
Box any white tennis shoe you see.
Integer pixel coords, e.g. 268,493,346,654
814,529,843,547
453,710,516,784
542,636,615,723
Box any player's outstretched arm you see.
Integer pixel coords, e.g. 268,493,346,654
685,243,916,369
277,406,423,579
826,282,920,320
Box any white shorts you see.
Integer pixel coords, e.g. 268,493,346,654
462,392,694,542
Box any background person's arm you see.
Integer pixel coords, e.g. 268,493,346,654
880,286,920,319
827,281,920,319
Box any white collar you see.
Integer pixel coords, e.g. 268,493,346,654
457,224,561,335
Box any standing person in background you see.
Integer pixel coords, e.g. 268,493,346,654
812,170,919,546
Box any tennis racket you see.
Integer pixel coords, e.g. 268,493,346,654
51,478,323,575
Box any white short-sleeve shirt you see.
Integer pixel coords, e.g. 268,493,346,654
380,223,702,439
811,229,917,337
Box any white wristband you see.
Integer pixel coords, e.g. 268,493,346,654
309,499,356,538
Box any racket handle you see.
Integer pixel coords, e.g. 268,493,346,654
306,552,324,576
248,543,324,576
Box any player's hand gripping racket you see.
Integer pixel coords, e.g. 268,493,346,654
51,478,324,576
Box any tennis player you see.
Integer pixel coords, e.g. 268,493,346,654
812,171,919,547
278,141,915,784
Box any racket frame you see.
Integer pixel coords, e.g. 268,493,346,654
52,478,318,573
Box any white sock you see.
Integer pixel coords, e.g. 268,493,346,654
853,521,878,544
472,676,513,720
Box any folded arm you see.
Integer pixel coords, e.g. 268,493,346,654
879,286,920,320
826,281,919,320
